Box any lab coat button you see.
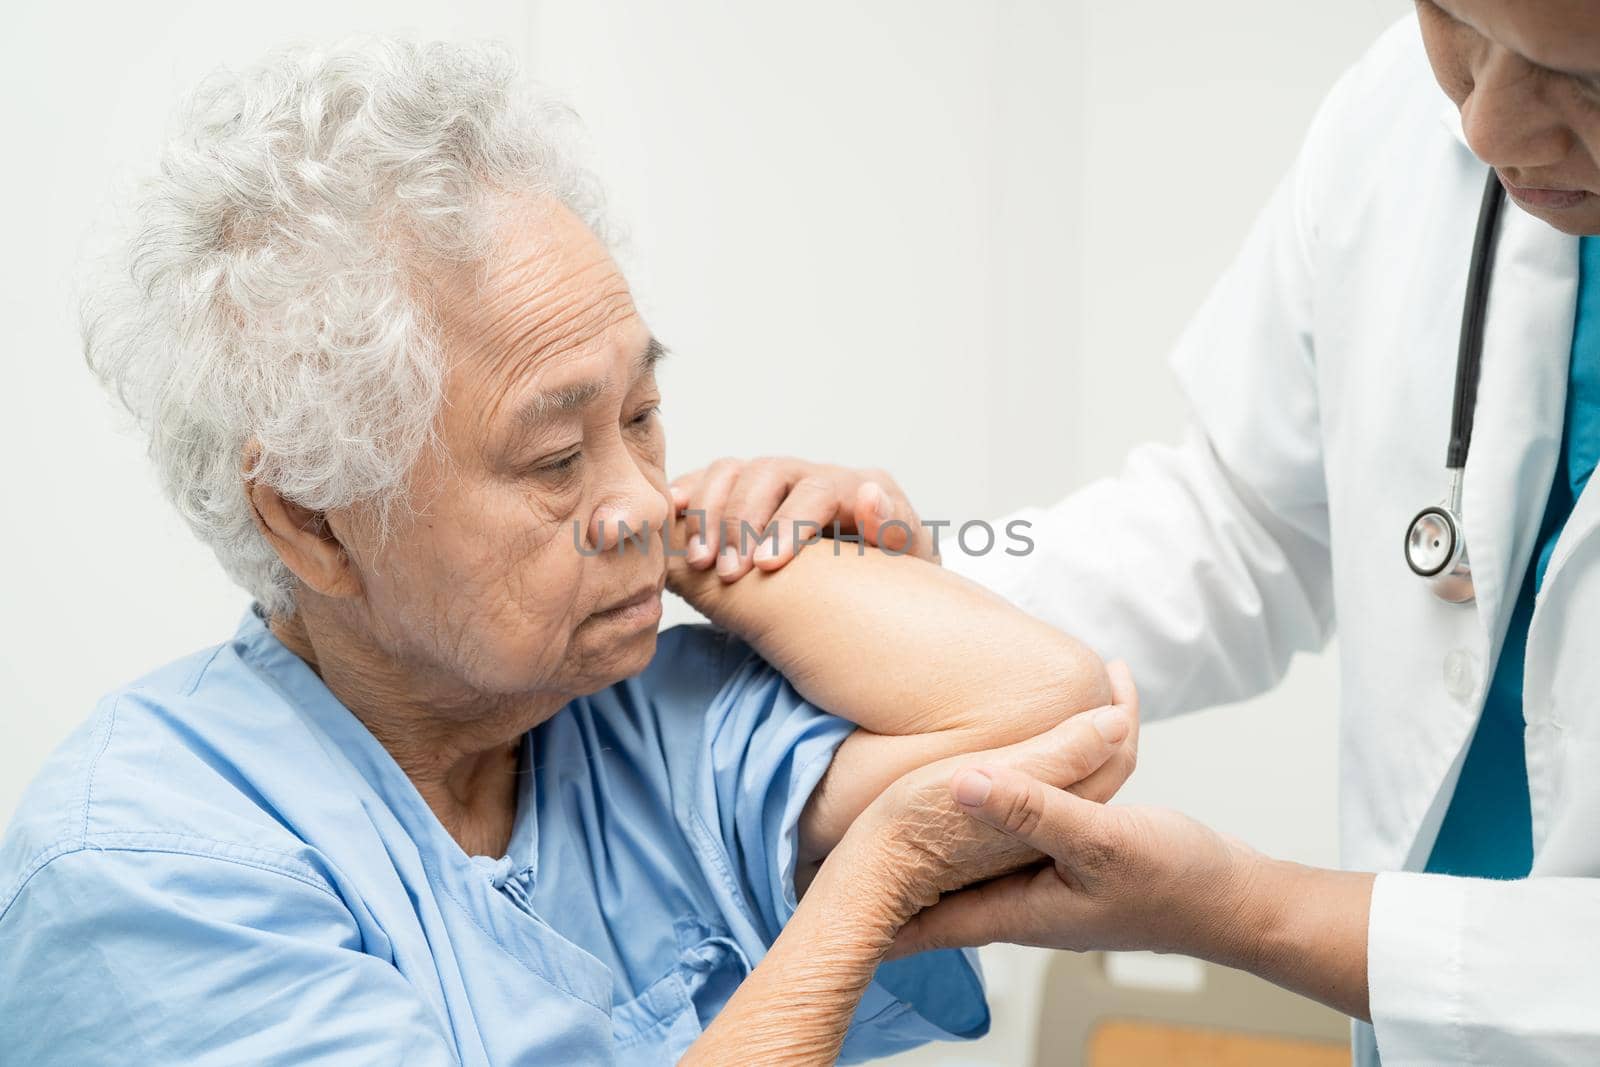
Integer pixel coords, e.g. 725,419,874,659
1443,649,1478,702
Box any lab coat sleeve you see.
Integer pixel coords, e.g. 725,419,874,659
945,63,1346,722
0,846,456,1066
1369,872,1600,1064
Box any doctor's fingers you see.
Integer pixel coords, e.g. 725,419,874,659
949,764,1118,873
887,865,1080,960
751,469,928,572
850,479,938,564
672,457,838,580
1067,661,1141,803
671,460,744,571
705,461,817,581
746,472,844,574
976,696,1132,798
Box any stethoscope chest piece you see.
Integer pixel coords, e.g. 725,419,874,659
1405,502,1473,603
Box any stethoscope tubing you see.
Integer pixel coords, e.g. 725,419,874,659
1404,167,1506,604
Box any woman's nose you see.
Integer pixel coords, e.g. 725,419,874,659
1460,51,1572,172
587,462,670,553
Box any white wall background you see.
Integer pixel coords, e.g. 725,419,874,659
2,2,1408,1062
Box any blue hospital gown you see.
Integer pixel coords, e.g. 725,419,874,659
0,608,987,1064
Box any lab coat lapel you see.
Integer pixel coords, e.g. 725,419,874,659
1537,280,1599,600
1458,202,1576,703
1526,448,1597,853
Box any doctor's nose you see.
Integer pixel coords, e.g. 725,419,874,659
1459,51,1572,173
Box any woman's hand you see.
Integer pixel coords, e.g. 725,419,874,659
669,456,936,581
890,756,1376,1022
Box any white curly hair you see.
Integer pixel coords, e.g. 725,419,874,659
82,36,609,617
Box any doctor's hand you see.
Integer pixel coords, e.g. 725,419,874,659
889,777,1256,961
669,457,936,581
885,756,1376,1022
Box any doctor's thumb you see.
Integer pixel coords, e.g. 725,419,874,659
949,764,1097,860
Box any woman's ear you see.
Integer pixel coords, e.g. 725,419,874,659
242,443,362,600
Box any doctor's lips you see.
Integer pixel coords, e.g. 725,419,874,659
1497,171,1593,211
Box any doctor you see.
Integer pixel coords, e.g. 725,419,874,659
670,2,1600,1063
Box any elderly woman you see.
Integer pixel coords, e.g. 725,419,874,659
0,39,1134,1065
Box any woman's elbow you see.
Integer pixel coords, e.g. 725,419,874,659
993,638,1114,743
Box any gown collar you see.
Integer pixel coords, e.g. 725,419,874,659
232,605,541,885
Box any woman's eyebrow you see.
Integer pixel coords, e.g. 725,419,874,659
513,336,669,433
515,379,606,429
635,335,669,382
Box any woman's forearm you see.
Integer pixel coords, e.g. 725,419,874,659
672,538,1110,739
682,831,921,1065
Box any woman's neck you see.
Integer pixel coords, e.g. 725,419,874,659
270,607,554,858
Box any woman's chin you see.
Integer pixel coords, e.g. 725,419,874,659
558,622,663,694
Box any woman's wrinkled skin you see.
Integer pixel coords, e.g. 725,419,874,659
249,196,672,856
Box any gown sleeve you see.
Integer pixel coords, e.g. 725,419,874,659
0,845,456,1066
650,624,990,1062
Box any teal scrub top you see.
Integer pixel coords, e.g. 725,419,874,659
1427,236,1600,879
0,613,987,1064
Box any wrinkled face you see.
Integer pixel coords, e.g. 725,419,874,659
1418,0,1600,235
347,197,671,702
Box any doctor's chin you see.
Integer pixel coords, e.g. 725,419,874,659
8,3,1600,1066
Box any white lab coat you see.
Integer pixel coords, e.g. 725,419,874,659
948,15,1596,1066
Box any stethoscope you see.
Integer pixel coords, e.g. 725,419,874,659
1405,168,1507,604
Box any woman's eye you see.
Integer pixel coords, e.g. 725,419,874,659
537,449,582,476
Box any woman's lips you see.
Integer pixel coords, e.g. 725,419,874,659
590,584,663,629
1499,172,1592,211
